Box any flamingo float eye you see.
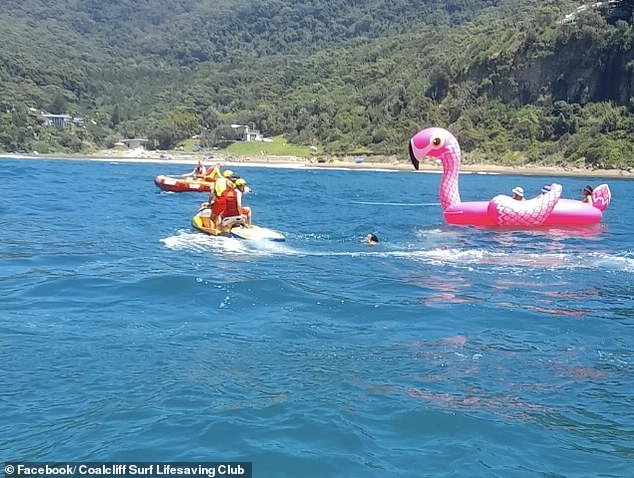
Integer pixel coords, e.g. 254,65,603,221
431,137,443,147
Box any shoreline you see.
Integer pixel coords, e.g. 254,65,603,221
2,150,632,179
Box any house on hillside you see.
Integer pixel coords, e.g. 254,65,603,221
557,0,621,24
122,138,148,149
29,108,85,129
230,124,263,142
43,114,73,128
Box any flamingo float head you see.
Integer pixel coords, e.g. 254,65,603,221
408,127,460,170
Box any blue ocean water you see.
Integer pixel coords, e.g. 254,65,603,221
1,158,633,477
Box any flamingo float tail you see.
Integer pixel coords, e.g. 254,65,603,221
592,184,611,211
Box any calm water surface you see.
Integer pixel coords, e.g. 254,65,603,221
1,158,633,477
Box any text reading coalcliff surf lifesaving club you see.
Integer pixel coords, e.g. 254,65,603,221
4,463,251,478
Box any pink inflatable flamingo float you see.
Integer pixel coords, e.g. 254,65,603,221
408,127,611,226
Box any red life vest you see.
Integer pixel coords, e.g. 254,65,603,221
223,188,240,217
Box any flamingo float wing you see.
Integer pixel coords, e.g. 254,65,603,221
488,184,562,226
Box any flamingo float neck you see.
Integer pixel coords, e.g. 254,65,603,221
437,145,461,210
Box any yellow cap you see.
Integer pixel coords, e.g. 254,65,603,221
235,178,246,187
223,170,234,178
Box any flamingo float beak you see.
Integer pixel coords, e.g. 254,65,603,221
408,141,419,170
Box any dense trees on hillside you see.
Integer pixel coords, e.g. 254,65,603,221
0,0,633,168
2,0,524,63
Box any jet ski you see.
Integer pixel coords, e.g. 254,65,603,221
192,210,285,242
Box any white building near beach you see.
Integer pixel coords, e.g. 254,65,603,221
230,124,264,142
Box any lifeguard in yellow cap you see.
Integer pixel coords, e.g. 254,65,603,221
233,178,252,228
211,169,236,231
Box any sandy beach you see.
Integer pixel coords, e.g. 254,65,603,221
3,148,632,179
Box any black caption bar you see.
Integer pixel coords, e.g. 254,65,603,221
4,463,251,478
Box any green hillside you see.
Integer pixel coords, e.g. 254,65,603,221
1,0,634,169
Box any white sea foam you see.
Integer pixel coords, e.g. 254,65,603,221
161,230,244,254
161,230,294,257
161,230,634,273
403,248,634,272
260,246,634,272
248,238,293,254
586,252,634,273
